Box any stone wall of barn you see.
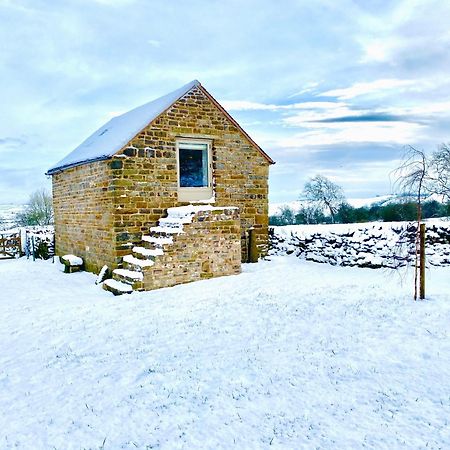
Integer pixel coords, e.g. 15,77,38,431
52,161,115,273
126,207,242,291
112,85,270,263
51,85,270,277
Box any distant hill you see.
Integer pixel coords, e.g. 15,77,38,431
0,204,24,231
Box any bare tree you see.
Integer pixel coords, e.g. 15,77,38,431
16,188,54,226
393,146,428,300
429,143,450,200
303,175,345,223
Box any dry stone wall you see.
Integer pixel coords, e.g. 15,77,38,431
270,221,450,268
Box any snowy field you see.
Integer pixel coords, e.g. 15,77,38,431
1,257,449,449
0,204,23,231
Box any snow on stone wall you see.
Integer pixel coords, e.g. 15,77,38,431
269,220,450,268
23,226,54,259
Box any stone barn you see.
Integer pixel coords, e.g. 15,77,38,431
47,80,274,294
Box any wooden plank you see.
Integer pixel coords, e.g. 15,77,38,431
0,232,21,259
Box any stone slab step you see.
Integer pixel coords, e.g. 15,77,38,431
132,246,164,259
112,268,143,285
123,254,155,271
158,217,191,226
103,278,133,295
150,225,184,235
142,235,173,246
113,268,144,280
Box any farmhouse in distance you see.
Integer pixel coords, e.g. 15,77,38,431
47,80,274,294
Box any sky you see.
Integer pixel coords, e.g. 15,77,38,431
1,0,449,204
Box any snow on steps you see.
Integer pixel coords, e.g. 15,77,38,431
132,246,164,259
149,225,184,234
110,268,144,291
122,254,155,268
113,268,144,281
102,278,133,295
142,235,173,246
104,204,237,296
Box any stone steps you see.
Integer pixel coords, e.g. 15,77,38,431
103,213,176,295
103,278,133,295
149,225,184,235
122,254,155,271
103,205,240,295
142,235,173,247
111,268,144,290
132,246,163,259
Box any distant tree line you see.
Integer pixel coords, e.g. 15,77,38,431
270,164,450,226
270,199,450,226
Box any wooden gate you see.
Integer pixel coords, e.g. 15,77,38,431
0,232,21,259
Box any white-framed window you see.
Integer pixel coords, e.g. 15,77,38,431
176,139,213,202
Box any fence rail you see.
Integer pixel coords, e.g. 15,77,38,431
0,232,21,259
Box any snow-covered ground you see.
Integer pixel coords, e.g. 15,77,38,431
1,257,449,449
0,204,23,231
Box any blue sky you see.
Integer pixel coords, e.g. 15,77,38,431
1,0,449,204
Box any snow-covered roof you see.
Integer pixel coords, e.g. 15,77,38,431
47,79,274,175
47,80,201,174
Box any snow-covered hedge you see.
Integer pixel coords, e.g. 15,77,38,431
269,220,450,268
24,226,54,259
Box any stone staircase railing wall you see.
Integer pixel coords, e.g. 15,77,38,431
104,205,241,294
269,221,450,268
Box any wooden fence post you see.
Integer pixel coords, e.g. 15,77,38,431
31,235,35,262
248,227,259,262
419,223,426,300
248,227,259,263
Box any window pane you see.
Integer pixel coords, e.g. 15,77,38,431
179,147,208,187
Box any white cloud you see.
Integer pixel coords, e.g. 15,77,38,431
386,101,450,117
274,121,424,148
147,39,161,48
91,0,137,5
318,79,418,100
282,104,354,123
288,82,320,98
359,39,397,63
221,99,348,112
220,100,278,111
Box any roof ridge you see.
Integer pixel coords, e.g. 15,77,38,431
47,80,201,174
46,79,273,175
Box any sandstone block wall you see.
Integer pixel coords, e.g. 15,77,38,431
136,208,241,291
52,162,115,272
